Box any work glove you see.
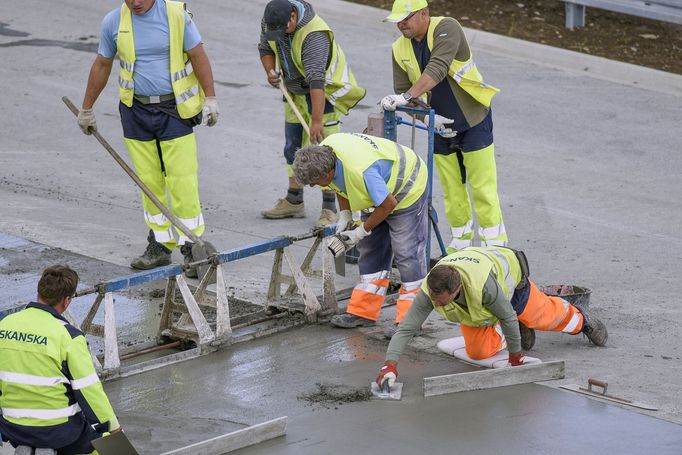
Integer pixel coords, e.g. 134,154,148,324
380,93,410,111
77,108,97,135
267,69,281,88
376,363,398,388
202,96,220,127
335,210,354,234
423,114,456,138
508,352,526,366
339,223,371,247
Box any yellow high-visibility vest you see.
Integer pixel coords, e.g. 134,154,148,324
392,17,499,108
422,246,521,326
117,0,204,119
268,15,365,115
322,133,426,211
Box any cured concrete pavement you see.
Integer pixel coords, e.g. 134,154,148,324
1,0,682,452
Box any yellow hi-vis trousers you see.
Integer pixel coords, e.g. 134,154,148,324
124,133,204,249
434,144,507,252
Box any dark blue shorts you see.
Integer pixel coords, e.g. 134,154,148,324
434,110,494,155
119,99,195,141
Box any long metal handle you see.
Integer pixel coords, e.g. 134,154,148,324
62,96,204,246
270,70,311,136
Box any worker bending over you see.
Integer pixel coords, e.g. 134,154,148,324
376,247,608,385
293,132,428,338
0,265,121,453
259,0,365,226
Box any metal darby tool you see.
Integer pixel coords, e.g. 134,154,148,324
370,379,403,401
63,96,218,283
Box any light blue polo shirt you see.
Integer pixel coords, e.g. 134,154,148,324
331,159,393,207
98,0,202,96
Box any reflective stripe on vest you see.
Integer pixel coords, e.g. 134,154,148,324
70,372,101,390
268,15,365,115
393,143,422,204
1,404,81,420
117,0,204,119
0,371,69,387
391,17,499,108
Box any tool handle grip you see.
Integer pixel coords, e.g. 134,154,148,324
587,378,608,395
270,70,311,136
62,96,203,245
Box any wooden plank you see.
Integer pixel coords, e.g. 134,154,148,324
282,247,321,321
103,292,121,371
215,263,232,338
160,416,287,455
176,274,215,345
423,361,565,397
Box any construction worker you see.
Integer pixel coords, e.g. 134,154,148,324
381,0,508,252
293,132,428,338
78,0,219,276
375,247,608,385
0,265,121,453
259,0,366,227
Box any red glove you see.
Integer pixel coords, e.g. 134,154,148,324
376,363,398,387
509,352,526,366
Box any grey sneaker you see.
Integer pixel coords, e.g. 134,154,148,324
14,447,33,455
519,322,536,350
575,304,608,346
180,243,198,278
130,230,172,270
330,313,376,328
315,208,338,227
261,198,305,219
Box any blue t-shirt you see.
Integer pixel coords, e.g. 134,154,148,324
98,0,202,96
332,159,393,207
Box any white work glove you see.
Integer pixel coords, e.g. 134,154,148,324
77,108,97,135
202,96,219,127
335,210,354,234
339,223,371,247
427,114,456,138
380,93,410,111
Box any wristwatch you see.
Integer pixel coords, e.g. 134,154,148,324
401,92,413,102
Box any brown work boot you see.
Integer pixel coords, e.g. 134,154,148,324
519,322,536,350
315,208,338,227
261,198,305,219
330,313,376,328
130,230,172,270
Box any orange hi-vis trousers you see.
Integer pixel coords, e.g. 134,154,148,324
460,281,585,360
346,274,422,323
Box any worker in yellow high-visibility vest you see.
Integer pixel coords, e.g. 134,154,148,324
381,0,508,252
78,0,219,276
0,265,120,453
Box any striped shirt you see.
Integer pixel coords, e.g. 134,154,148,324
258,0,331,94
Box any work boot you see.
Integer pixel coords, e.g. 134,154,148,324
519,322,536,350
330,312,376,328
261,198,305,219
130,230,172,270
315,208,338,228
383,323,423,339
180,243,198,278
575,304,608,346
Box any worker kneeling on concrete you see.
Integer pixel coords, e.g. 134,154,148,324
376,247,608,384
0,265,121,454
293,132,428,338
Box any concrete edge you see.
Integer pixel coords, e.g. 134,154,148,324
465,28,682,97
330,0,682,96
423,360,566,397
160,416,288,455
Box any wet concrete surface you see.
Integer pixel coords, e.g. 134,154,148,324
101,324,682,454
